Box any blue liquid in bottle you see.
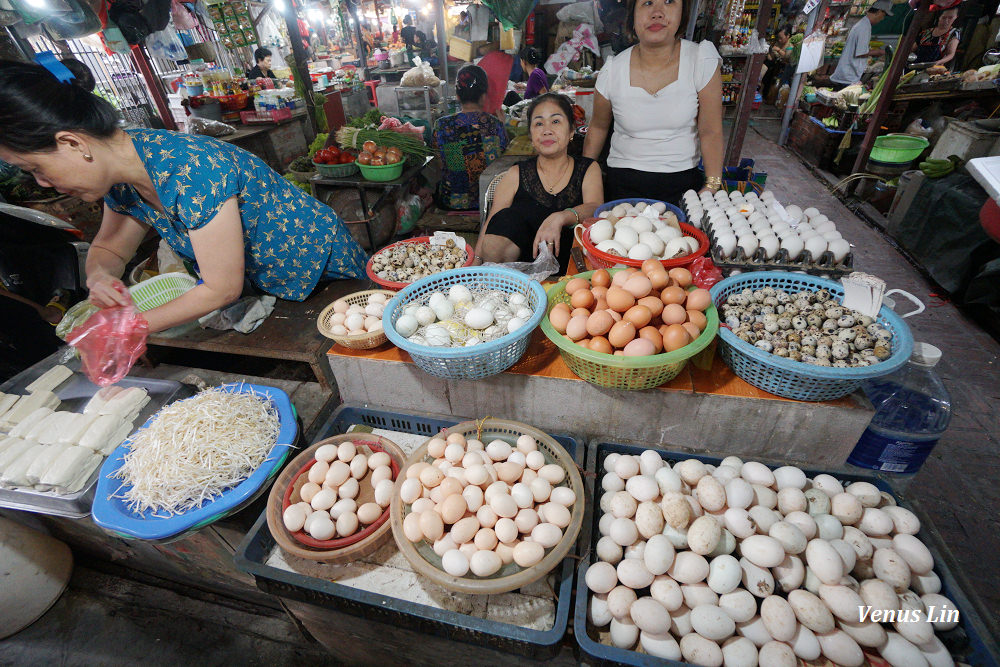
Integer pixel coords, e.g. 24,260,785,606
847,343,951,484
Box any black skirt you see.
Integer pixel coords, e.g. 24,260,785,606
604,166,705,208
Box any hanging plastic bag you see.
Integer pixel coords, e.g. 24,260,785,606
689,257,723,289
170,0,197,29
395,193,423,234
66,285,149,387
482,241,560,282
146,25,187,61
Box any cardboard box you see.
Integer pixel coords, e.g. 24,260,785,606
449,36,481,61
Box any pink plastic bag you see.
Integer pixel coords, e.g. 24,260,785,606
67,286,149,387
690,257,723,289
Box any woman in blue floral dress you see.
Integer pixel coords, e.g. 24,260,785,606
434,65,508,210
0,60,367,333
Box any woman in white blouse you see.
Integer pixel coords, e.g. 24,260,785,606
583,0,724,203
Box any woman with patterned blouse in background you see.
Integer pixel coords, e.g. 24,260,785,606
434,65,508,210
0,60,367,333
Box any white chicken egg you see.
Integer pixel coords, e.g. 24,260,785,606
638,232,665,256
283,504,308,532
628,243,654,260
589,219,615,244
596,240,628,256
822,230,843,242
781,234,804,260
464,307,494,330
656,226,683,242
448,284,473,304
736,235,759,259
664,237,688,258
614,227,640,248
815,220,837,234
828,239,851,263
715,234,738,259
395,314,419,338
631,217,654,234
415,306,436,326
804,236,828,260
345,313,365,332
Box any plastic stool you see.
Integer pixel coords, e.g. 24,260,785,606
364,80,379,105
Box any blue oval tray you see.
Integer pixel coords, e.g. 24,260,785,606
91,383,297,541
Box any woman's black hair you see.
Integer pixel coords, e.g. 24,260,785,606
526,92,575,131
625,0,689,41
60,58,96,92
519,46,545,66
455,64,489,104
0,60,119,154
254,47,272,64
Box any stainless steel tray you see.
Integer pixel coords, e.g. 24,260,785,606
0,349,191,518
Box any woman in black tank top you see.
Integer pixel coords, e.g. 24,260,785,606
476,94,604,274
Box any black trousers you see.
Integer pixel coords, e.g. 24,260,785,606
604,166,705,208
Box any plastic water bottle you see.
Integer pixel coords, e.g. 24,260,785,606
847,343,951,487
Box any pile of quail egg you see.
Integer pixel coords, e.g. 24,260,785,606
720,286,894,368
371,240,468,284
394,283,534,348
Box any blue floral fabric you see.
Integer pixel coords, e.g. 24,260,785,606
104,129,367,301
434,112,507,210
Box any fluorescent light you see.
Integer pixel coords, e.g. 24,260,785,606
274,0,285,11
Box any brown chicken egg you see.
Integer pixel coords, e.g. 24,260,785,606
549,305,571,334
565,278,590,295
662,303,687,325
641,259,662,274
592,285,609,300
570,289,595,310
661,285,687,305
624,338,656,356
682,322,701,341
589,336,613,354
685,288,712,312
606,287,636,313
571,307,591,319
611,268,637,287
648,269,670,290
606,309,622,322
591,269,612,288
608,320,637,348
687,309,708,331
668,267,693,288
566,314,589,341
623,274,653,299
637,296,664,318
623,305,652,329
638,326,664,353
663,323,692,351
586,310,614,337
594,298,609,312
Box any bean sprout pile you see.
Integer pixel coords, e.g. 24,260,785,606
112,385,280,517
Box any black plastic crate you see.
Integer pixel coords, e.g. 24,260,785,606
234,403,584,659
574,442,1000,667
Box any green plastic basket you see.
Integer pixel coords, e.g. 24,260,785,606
357,157,405,182
869,134,929,164
129,272,197,312
539,270,719,391
313,160,358,178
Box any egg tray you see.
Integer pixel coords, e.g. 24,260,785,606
574,441,1000,667
389,418,585,595
234,403,584,660
688,205,855,278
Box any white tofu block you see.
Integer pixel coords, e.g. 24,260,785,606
99,387,149,419
83,386,123,415
0,438,32,470
25,365,73,393
9,407,54,439
1,443,47,487
78,415,126,451
25,444,70,486
36,412,77,446
57,452,103,494
0,394,18,420
100,423,134,456
39,445,99,489
2,391,59,426
59,413,101,446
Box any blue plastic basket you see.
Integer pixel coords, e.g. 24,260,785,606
234,403,584,660
709,272,914,402
593,198,688,222
382,267,547,380
91,383,298,541
575,442,1000,667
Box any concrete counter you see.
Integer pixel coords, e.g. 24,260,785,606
327,331,874,468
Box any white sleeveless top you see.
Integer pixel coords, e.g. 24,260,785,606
595,40,721,173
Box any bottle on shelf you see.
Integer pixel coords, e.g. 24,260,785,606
847,343,952,490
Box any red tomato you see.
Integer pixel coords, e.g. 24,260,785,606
328,146,341,158
314,149,333,164
339,153,354,164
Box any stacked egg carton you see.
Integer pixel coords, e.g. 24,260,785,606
681,189,854,277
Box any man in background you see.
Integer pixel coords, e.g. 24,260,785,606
830,0,892,89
